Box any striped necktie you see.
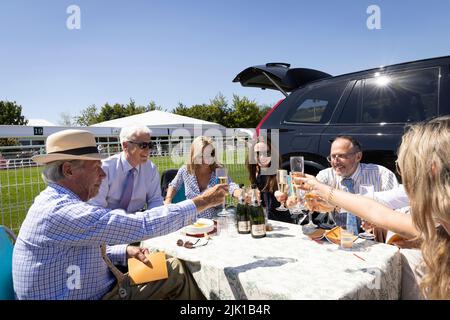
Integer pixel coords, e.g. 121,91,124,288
119,168,136,211
342,178,360,235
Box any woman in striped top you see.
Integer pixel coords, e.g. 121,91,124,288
164,136,240,218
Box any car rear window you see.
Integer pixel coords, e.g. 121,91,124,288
284,81,348,123
361,68,439,123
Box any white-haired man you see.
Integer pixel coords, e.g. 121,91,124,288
12,129,228,299
90,125,163,212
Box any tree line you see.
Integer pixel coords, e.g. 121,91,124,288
72,93,272,128
0,95,274,145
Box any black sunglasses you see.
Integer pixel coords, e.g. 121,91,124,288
176,239,200,249
255,151,271,157
128,141,154,150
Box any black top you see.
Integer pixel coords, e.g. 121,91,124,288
256,174,294,223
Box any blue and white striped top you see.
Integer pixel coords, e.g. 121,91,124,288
168,165,239,218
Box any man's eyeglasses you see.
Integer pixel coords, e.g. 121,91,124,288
128,141,154,150
326,152,357,163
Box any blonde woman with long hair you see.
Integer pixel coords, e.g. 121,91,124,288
165,136,240,218
296,116,450,299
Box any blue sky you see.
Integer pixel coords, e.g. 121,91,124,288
1,0,449,124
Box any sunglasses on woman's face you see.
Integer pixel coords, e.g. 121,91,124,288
255,151,271,157
202,150,215,157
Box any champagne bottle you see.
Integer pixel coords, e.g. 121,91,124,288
236,185,250,234
249,184,266,238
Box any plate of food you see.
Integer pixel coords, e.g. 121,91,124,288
183,218,215,237
324,226,358,245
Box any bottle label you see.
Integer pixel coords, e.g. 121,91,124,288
251,224,266,236
238,221,250,232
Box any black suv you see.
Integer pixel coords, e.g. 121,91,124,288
233,56,450,176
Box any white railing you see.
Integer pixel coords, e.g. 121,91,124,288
0,137,251,232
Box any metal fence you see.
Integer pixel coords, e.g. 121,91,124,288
0,137,251,232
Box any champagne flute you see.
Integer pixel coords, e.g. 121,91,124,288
358,184,376,240
290,156,306,209
290,156,316,230
290,156,304,177
215,167,228,214
289,156,306,221
291,187,308,225
276,169,289,211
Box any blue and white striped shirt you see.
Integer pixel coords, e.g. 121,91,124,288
169,165,239,218
12,183,197,300
316,163,399,193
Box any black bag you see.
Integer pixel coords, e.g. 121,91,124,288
308,212,336,229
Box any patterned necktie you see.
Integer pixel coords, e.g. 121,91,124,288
119,168,136,211
342,178,360,235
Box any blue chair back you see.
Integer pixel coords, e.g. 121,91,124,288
172,183,186,203
0,226,16,300
161,169,186,204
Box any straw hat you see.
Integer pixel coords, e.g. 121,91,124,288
32,129,107,165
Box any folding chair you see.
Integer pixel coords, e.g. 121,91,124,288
0,226,16,300
160,169,186,203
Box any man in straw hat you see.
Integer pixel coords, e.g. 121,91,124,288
12,129,228,300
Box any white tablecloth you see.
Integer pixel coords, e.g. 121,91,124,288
142,220,401,300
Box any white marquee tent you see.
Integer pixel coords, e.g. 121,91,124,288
27,119,57,126
90,110,226,135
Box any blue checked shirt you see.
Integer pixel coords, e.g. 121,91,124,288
12,183,197,300
168,165,239,218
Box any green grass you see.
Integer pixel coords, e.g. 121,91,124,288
0,166,46,232
1,153,249,232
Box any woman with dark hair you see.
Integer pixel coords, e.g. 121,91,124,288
246,136,294,223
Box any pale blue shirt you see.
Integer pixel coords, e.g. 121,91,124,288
89,152,163,213
317,163,400,229
316,163,400,193
12,183,197,300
